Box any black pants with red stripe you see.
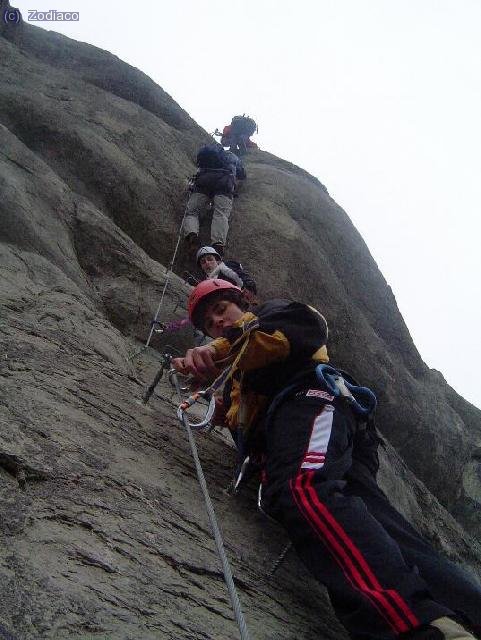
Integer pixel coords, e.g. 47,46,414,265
260,389,481,639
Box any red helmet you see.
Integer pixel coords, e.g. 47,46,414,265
188,279,242,329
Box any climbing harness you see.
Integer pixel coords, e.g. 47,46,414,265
170,364,251,640
263,364,377,425
315,364,377,417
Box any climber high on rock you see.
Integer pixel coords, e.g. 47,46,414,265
196,246,258,305
172,279,481,640
216,115,258,155
184,143,246,259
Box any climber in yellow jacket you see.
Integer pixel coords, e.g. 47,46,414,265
172,279,481,640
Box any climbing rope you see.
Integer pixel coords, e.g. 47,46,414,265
171,365,251,640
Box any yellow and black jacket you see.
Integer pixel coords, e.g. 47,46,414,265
210,299,329,435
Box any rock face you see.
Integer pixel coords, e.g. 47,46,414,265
1,3,481,638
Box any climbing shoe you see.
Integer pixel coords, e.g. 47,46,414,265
402,617,476,639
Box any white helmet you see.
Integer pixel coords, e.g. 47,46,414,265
196,246,221,266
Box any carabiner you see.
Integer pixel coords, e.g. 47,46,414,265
343,381,377,417
177,389,216,432
151,320,166,334
168,368,189,392
233,456,251,494
315,364,377,418
315,364,345,397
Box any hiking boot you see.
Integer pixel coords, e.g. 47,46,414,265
211,242,224,258
402,617,476,640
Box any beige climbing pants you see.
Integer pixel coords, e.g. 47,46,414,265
183,192,233,246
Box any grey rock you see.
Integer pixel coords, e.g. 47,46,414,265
1,3,480,638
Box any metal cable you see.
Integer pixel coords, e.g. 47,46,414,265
144,208,188,350
172,372,251,640
128,208,188,363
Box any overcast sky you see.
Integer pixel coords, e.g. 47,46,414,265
12,0,481,409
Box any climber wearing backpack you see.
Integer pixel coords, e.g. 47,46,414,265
225,115,258,155
196,246,258,305
184,144,246,259
172,279,481,640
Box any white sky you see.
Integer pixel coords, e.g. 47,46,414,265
12,0,481,409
